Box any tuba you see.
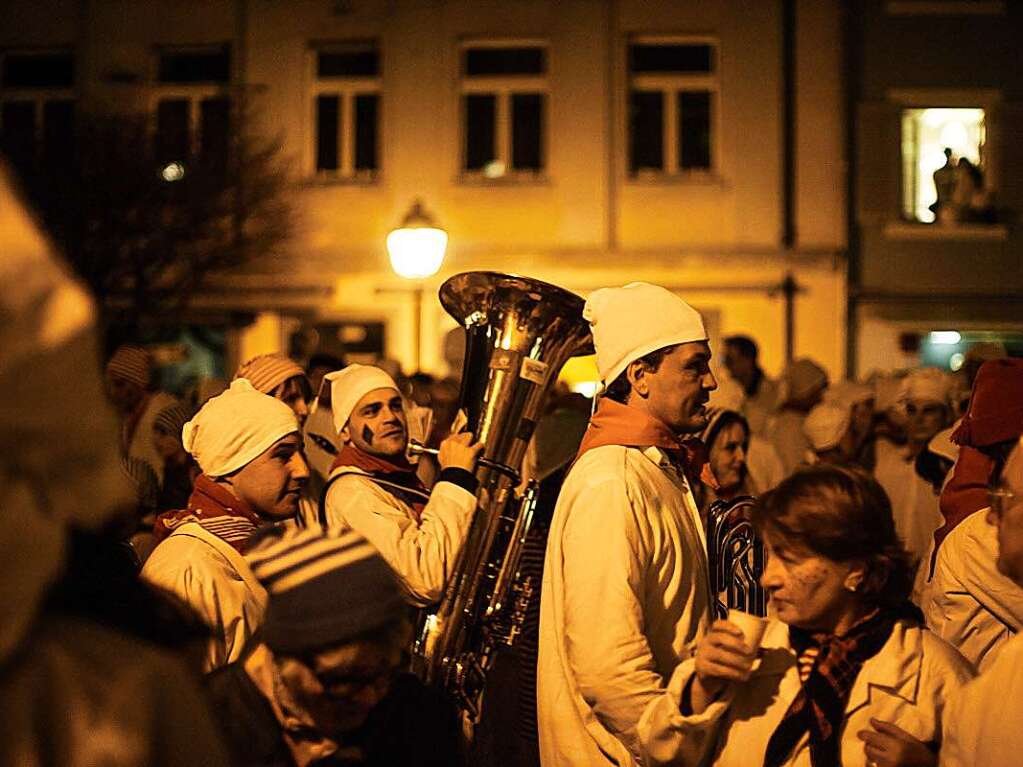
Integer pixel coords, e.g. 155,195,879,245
706,495,768,619
410,271,592,722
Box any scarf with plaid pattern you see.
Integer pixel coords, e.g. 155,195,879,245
763,605,921,767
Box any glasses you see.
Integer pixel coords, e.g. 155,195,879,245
988,488,1020,519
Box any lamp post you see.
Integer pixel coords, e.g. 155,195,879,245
386,199,448,372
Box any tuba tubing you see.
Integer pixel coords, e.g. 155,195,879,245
705,495,768,619
410,271,592,722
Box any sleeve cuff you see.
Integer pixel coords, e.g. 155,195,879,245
438,467,479,495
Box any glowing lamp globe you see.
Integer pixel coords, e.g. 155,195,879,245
387,200,447,279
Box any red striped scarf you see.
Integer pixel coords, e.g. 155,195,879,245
153,474,263,552
331,444,429,519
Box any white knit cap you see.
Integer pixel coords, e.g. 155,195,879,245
326,364,400,436
583,282,707,387
928,423,960,463
824,380,874,408
182,378,299,477
803,403,852,452
899,368,952,406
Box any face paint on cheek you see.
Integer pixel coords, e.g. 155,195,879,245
362,425,375,445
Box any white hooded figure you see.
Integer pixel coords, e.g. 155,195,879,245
143,378,308,671
873,369,952,572
0,164,229,765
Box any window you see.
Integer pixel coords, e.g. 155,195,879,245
153,46,232,176
886,1,1006,16
0,51,75,175
901,107,988,223
460,41,547,179
311,41,380,180
627,37,717,177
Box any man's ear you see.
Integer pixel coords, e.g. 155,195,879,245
626,359,651,398
339,424,352,445
844,563,866,593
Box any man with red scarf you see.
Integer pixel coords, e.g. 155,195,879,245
319,364,483,607
143,378,310,671
537,282,718,767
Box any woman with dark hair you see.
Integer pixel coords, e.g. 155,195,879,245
639,465,974,767
698,408,757,511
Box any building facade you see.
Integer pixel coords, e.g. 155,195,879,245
850,0,1023,375
2,0,849,385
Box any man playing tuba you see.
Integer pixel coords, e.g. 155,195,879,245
319,364,483,607
537,283,717,767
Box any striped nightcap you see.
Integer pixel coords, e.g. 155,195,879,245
106,345,152,389
234,353,307,396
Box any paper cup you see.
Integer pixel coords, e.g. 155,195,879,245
727,609,768,653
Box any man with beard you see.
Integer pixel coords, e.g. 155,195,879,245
537,282,718,767
319,364,482,607
143,378,310,670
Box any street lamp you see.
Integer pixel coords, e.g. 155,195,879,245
386,199,447,371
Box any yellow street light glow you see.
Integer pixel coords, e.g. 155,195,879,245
386,200,447,279
387,227,447,279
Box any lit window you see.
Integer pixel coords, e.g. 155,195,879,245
0,51,75,175
627,37,717,177
460,41,547,179
901,107,989,223
311,41,380,180
153,46,232,175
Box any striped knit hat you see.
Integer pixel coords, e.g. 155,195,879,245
105,345,152,389
153,401,191,444
234,353,307,395
246,526,403,654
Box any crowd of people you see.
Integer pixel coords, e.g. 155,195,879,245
3,166,1022,766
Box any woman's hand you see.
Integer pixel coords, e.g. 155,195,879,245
858,718,937,767
437,431,484,473
689,619,756,715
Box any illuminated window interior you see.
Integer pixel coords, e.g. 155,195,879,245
901,107,985,223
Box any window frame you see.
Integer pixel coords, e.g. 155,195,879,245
0,48,76,168
150,45,233,168
308,40,382,183
887,87,1003,234
625,34,720,181
458,37,550,184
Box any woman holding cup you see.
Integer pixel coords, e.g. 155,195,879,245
639,465,973,767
